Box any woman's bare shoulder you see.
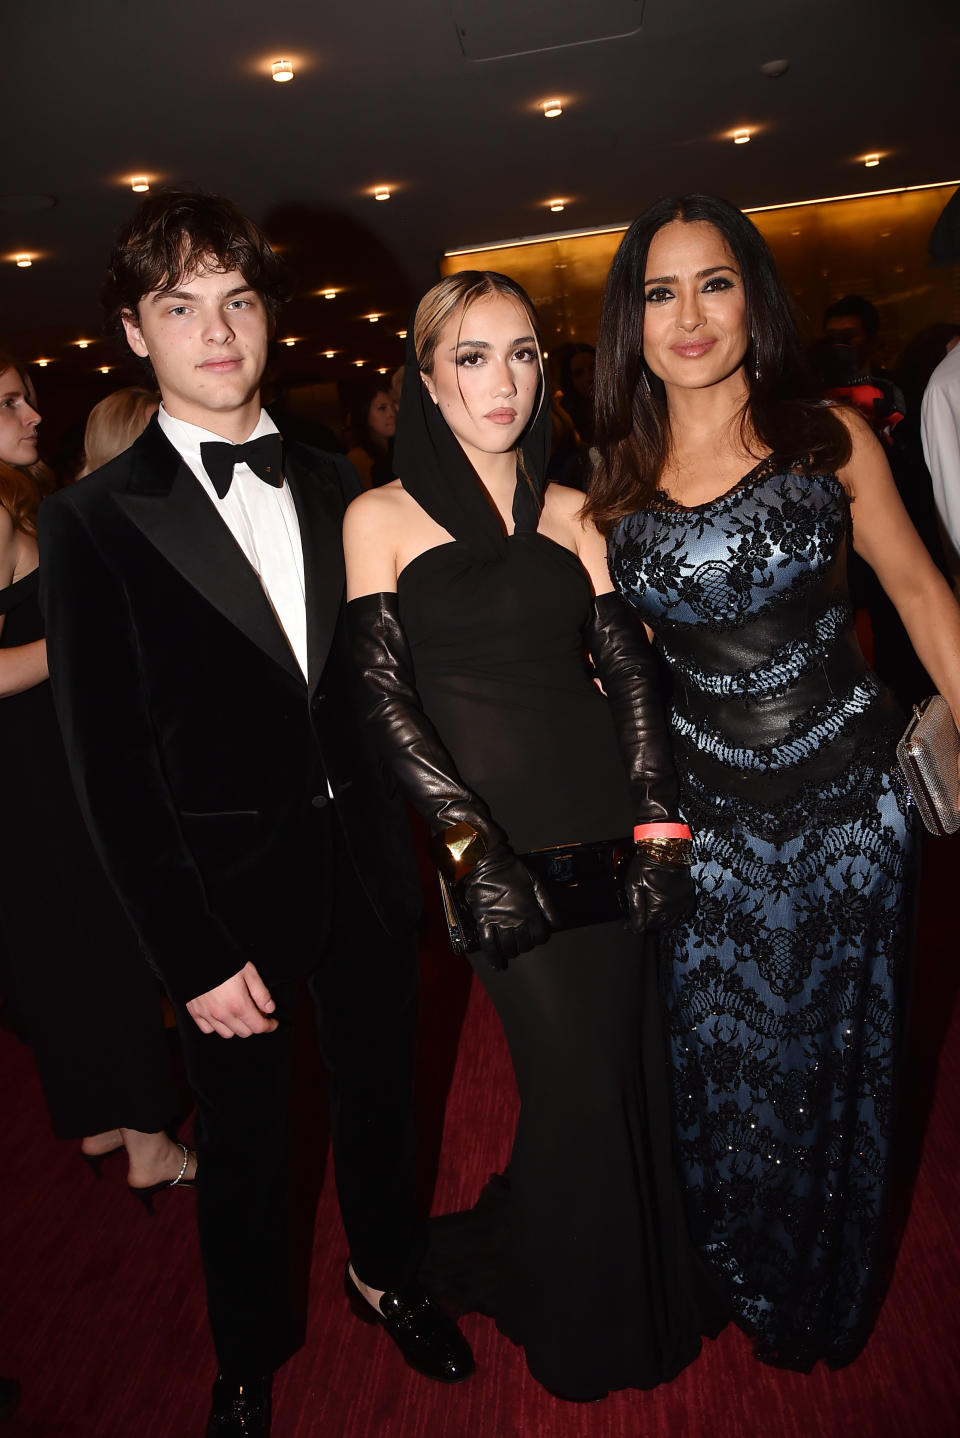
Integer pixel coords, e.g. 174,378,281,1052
542,481,589,525
345,478,405,518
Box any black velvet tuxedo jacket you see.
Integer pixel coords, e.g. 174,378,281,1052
38,416,421,1006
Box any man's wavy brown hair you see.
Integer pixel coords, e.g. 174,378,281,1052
102,189,291,339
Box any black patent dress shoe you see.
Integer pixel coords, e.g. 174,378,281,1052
344,1261,475,1383
205,1373,271,1437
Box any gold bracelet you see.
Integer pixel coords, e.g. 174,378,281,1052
431,822,488,883
635,836,693,868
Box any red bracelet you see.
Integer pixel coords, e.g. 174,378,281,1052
633,822,692,841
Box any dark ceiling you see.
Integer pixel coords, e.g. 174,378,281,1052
2,0,957,388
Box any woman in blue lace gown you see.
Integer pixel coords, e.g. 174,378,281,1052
589,196,960,1371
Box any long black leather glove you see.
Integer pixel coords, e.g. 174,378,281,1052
586,593,694,933
347,592,558,967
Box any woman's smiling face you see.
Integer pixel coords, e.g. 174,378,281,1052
641,219,749,394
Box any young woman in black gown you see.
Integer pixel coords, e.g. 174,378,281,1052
0,354,195,1201
343,274,723,1398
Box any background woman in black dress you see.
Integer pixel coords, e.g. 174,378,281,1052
345,378,398,488
343,275,722,1398
0,354,194,1202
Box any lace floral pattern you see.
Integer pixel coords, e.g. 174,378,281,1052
612,467,850,636
608,466,918,1370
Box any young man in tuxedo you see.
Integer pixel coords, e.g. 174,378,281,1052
38,191,472,1437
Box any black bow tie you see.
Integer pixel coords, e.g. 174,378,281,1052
200,434,284,499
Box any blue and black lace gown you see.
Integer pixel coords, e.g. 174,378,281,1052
607,457,919,1371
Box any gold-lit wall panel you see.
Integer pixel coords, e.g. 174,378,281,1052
441,186,958,369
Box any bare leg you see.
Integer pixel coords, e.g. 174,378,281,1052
80,1129,123,1158
348,1262,386,1312
120,1129,198,1189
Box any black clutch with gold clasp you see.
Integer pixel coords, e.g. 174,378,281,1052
434,828,633,957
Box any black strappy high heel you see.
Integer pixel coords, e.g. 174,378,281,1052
80,1143,124,1180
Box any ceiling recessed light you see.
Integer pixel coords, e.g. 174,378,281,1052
734,129,751,145
130,177,150,193
282,338,296,347
396,329,407,339
864,153,880,168
377,367,388,374
323,288,337,300
15,254,32,267
76,339,91,349
35,358,50,367
549,200,565,213
99,366,112,375
354,359,366,367
542,99,562,118
367,313,380,323
324,350,337,359
271,59,294,83
374,186,390,201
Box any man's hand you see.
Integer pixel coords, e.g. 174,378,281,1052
186,962,278,1039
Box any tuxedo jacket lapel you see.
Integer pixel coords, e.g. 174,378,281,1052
112,417,303,684
285,448,346,693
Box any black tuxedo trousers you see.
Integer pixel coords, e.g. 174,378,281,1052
38,420,425,1373
175,822,422,1375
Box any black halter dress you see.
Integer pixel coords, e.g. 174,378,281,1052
393,352,721,1396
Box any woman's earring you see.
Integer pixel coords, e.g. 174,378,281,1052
640,364,651,396
751,332,762,384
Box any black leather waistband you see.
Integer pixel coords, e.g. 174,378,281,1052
673,633,867,748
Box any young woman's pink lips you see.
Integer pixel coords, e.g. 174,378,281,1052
200,358,242,371
485,409,517,424
671,340,716,358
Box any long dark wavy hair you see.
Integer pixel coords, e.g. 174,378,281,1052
586,194,851,532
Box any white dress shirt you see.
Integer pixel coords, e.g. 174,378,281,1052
158,405,308,677
921,342,960,586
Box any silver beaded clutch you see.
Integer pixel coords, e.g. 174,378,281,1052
896,694,960,835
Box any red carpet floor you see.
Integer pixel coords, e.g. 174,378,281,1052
1,833,959,1438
